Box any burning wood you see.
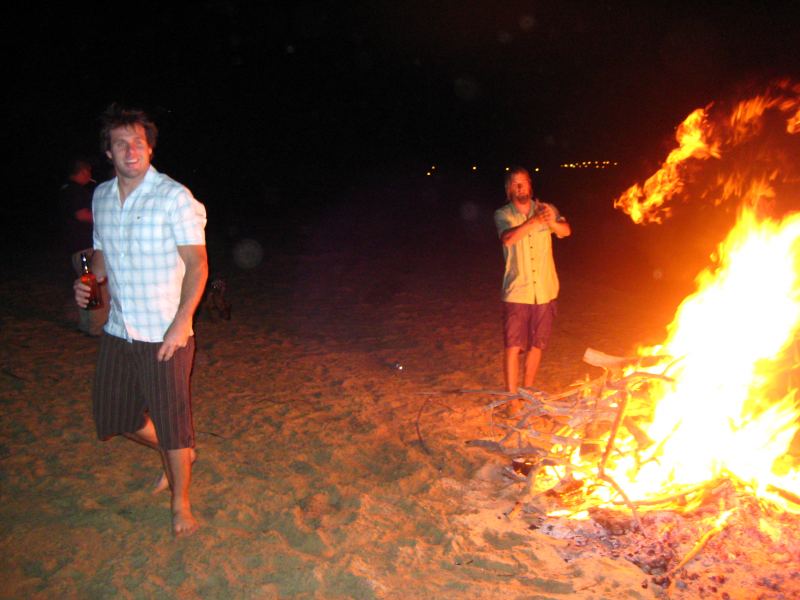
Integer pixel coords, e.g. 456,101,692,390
461,82,800,594
466,346,800,592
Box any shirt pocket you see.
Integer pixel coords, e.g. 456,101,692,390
128,209,172,258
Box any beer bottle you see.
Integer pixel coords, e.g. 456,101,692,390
80,253,102,309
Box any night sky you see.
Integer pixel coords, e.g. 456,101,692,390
7,1,800,249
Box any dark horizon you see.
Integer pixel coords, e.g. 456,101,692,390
8,1,800,251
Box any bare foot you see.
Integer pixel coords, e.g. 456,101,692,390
497,398,522,418
151,447,197,494
172,506,199,537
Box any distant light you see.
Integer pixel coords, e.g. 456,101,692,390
558,160,619,169
534,167,540,172
426,171,432,176
431,165,437,170
504,166,510,171
471,165,477,171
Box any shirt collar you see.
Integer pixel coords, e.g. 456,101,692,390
510,200,534,218
140,165,159,190
113,165,159,203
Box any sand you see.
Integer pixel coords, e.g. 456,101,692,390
2,178,797,599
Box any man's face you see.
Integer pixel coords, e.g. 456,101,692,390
106,124,152,181
507,173,532,202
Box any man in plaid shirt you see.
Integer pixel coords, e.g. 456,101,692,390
74,104,208,536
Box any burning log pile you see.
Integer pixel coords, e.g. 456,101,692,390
462,81,800,595
467,348,800,595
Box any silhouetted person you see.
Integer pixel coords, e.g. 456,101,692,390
74,104,208,536
59,158,109,335
494,167,571,410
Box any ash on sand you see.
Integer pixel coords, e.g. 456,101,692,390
495,451,800,598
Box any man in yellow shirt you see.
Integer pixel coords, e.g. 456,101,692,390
494,167,571,403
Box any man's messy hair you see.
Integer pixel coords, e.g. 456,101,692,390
99,103,158,153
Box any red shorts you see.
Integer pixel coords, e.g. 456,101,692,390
503,301,557,350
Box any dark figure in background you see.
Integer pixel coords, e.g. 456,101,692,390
494,167,571,410
59,158,109,335
204,276,232,321
73,104,208,536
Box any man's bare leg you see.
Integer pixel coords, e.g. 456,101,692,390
504,346,522,413
124,417,196,494
124,416,171,492
152,446,196,494
167,448,198,536
504,346,521,393
523,347,543,388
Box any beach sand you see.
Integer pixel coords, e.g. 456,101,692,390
2,176,798,599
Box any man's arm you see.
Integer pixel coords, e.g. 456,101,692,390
500,205,571,245
500,215,545,246
540,202,571,238
74,208,93,223
90,249,107,279
158,245,209,362
549,217,571,239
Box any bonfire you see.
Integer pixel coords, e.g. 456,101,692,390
469,80,800,592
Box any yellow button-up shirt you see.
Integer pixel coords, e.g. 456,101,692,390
494,201,561,305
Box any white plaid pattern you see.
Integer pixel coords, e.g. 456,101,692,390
93,167,207,342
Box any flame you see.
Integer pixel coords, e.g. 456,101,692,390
613,107,720,224
613,80,800,225
568,82,800,514
611,207,800,507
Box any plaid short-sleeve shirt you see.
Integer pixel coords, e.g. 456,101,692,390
93,166,207,342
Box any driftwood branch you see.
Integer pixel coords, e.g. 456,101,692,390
463,347,686,538
669,510,735,575
456,345,800,580
598,391,629,475
415,397,433,455
465,439,548,458
197,429,229,439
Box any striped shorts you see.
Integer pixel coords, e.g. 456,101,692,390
92,334,196,450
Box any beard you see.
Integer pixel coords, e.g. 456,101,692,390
511,191,531,203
